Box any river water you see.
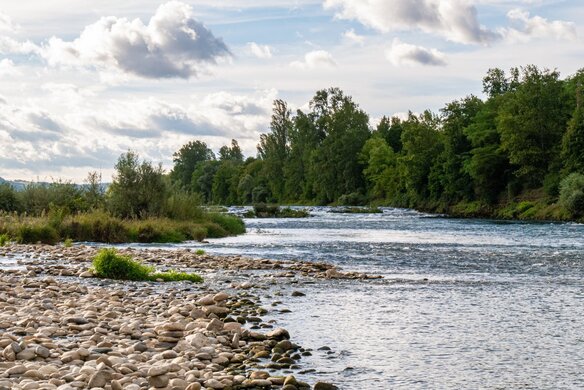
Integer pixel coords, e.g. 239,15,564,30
200,207,584,389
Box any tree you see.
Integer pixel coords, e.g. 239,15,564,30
84,171,105,210
309,88,371,203
559,173,584,217
464,98,511,203
212,161,241,205
258,100,292,201
359,136,398,200
0,183,20,212
171,141,215,189
432,96,483,203
108,151,167,218
561,72,584,174
191,160,220,203
284,110,323,201
219,139,244,163
497,65,569,187
376,116,403,153
399,111,443,205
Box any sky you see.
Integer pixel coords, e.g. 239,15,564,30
0,0,582,182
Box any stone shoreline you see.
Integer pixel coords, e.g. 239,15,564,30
0,244,381,390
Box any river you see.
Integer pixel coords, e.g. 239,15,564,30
197,207,584,389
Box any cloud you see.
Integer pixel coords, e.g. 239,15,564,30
386,39,447,66
40,1,230,79
323,0,499,44
0,12,16,33
0,59,21,77
343,29,365,45
246,42,273,59
0,88,276,180
503,9,577,42
290,50,337,69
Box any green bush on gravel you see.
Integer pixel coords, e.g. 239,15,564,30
92,248,203,283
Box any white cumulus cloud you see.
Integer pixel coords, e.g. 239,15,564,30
386,39,447,66
40,1,230,79
0,59,21,77
503,9,577,42
324,0,499,44
290,50,337,69
246,42,273,59
343,29,365,45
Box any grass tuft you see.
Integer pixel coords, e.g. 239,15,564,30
92,248,203,283
0,233,9,247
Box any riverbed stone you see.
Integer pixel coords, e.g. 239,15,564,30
0,244,368,390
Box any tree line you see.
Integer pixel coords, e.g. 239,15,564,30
2,64,583,221
169,65,584,219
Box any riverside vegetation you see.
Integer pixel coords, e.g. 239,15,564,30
0,153,244,245
161,65,584,222
2,65,584,231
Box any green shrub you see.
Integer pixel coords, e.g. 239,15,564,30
92,248,154,281
165,192,204,220
208,213,245,235
0,233,9,246
195,249,205,255
17,224,59,245
204,222,228,238
92,248,202,282
516,201,534,214
559,173,584,217
63,238,73,248
61,211,129,243
190,226,208,242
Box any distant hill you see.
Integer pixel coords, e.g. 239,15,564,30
0,177,108,192
0,177,34,191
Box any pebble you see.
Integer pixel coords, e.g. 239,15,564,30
0,244,353,390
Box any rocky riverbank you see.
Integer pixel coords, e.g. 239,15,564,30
0,244,381,389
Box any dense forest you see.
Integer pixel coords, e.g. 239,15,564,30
2,65,584,222
167,65,584,220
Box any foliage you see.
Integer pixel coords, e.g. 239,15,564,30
150,269,203,283
92,248,203,282
497,66,569,187
18,181,86,216
63,238,73,248
249,204,309,218
92,248,154,281
0,210,243,245
561,83,584,174
8,65,584,223
170,140,215,189
0,233,9,246
559,173,584,217
195,249,206,255
16,224,59,245
108,151,167,218
164,191,204,220
208,212,246,234
84,171,105,210
0,183,20,212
